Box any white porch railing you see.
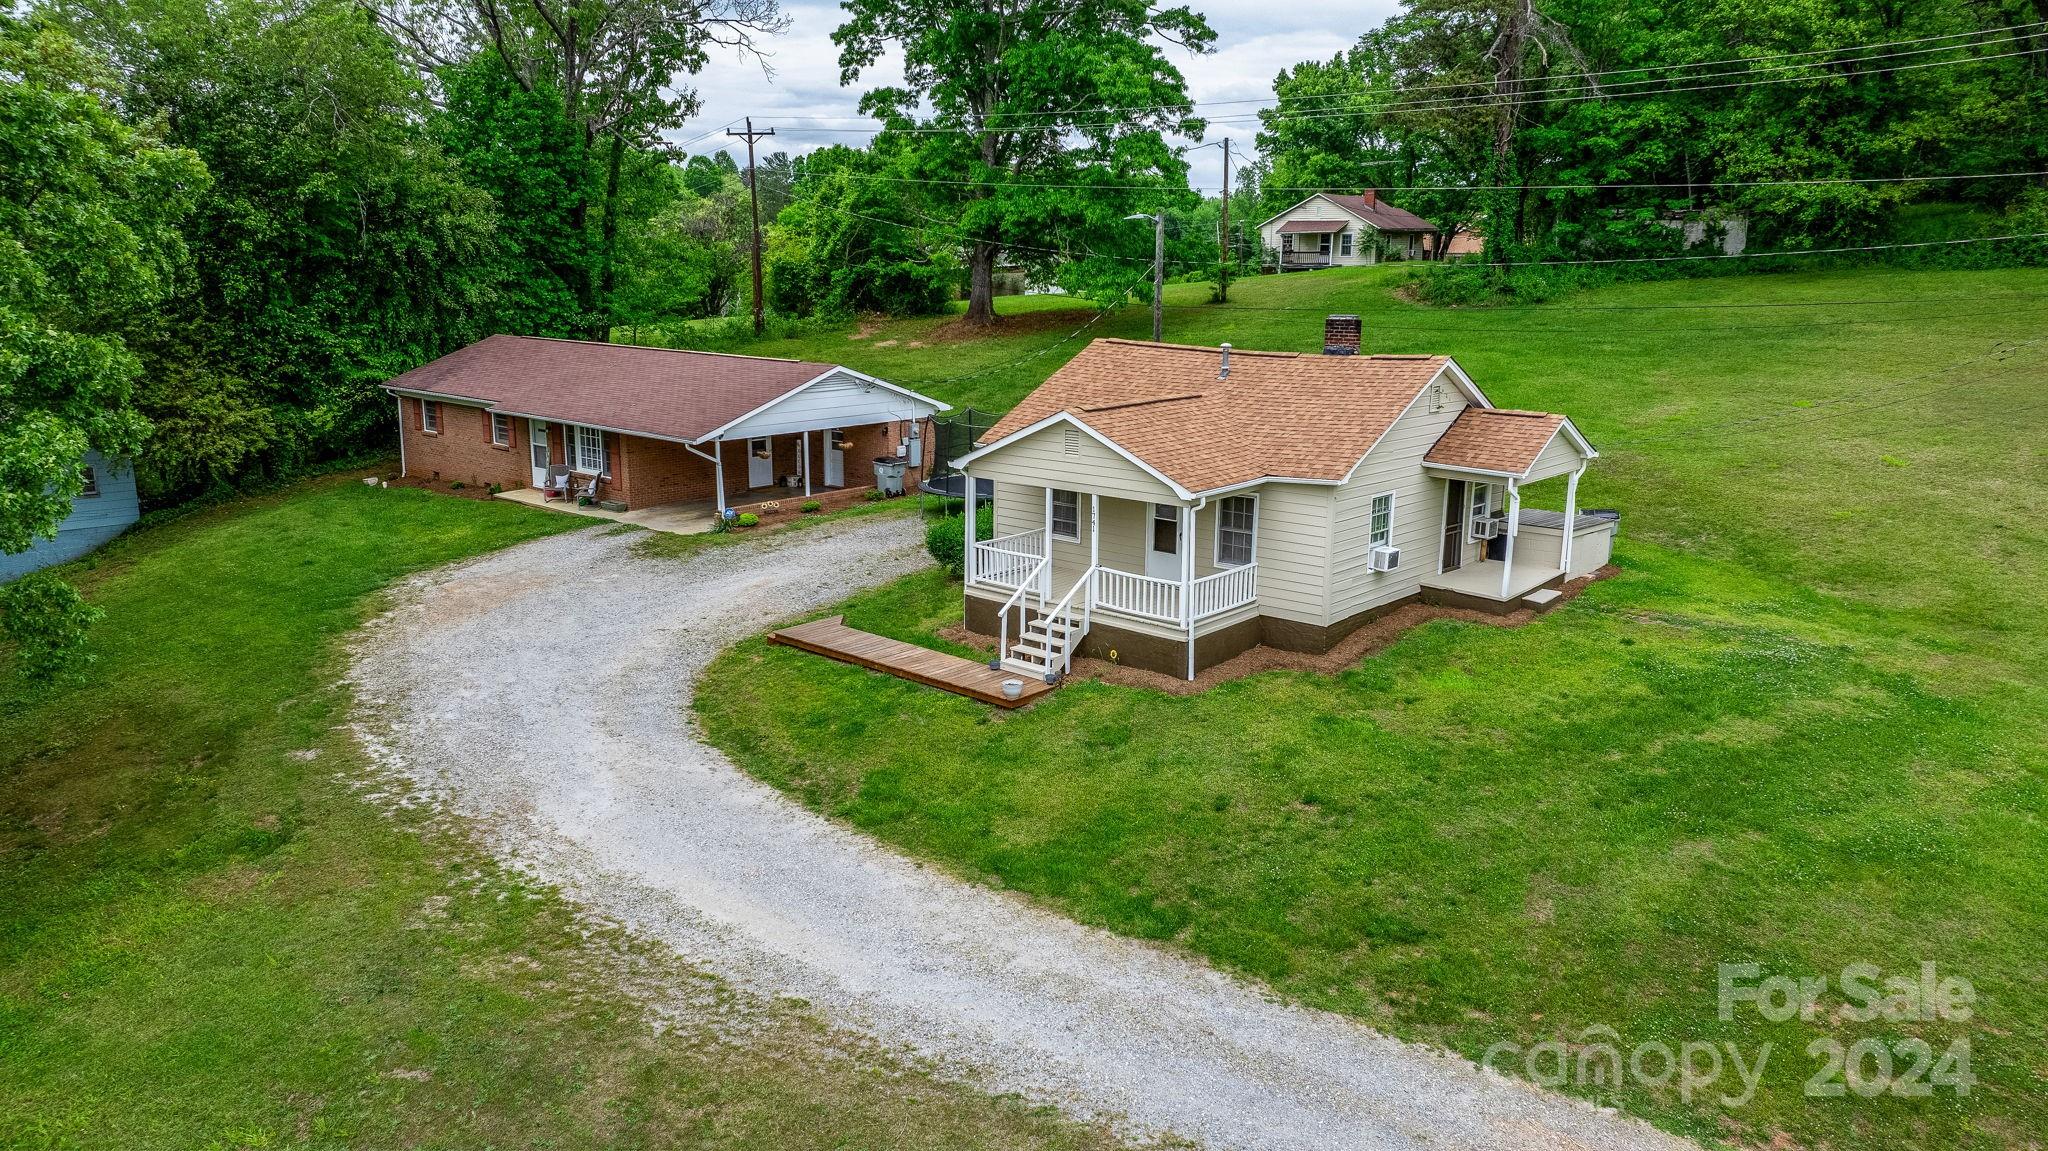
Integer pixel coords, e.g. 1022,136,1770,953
971,529,1045,589
1093,568,1184,624
1189,563,1258,620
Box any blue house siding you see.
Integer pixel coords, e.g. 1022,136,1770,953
0,451,141,582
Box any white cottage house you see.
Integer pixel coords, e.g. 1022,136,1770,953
1258,191,1441,269
951,317,1611,681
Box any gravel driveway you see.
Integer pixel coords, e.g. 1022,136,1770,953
349,516,1693,1151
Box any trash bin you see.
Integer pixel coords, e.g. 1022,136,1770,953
872,456,907,497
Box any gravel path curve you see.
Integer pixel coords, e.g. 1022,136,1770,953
349,517,1694,1151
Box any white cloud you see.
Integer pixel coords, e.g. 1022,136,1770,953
663,0,1401,184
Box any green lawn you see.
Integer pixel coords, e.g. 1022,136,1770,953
696,265,2048,1149
0,475,1117,1150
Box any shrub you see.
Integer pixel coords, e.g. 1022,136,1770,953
863,488,887,502
801,499,822,513
0,572,104,684
736,512,760,528
925,503,994,578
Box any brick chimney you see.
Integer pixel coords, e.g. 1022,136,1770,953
1323,314,1361,356
1361,188,1378,208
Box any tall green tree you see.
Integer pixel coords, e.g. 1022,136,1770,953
834,0,1216,324
765,144,956,318
0,15,204,676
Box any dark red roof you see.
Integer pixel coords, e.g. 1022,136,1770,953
1277,218,1346,233
382,335,841,442
1323,193,1437,234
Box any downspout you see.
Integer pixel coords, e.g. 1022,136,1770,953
683,439,725,516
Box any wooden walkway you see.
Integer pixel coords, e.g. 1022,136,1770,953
768,616,1053,708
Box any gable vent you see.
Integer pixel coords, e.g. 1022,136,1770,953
1062,428,1082,455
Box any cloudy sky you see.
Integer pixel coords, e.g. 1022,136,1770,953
668,1,1403,193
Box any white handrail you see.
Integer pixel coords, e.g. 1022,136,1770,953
1189,563,1257,620
972,543,1042,589
1041,566,1096,675
996,557,1047,663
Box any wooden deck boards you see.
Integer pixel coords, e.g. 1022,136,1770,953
768,616,1053,708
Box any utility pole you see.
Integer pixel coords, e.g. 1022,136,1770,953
1150,211,1165,342
1218,138,1230,303
727,117,775,335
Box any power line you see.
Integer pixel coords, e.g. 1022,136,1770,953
832,168,2048,195
1153,302,2048,333
1474,231,2048,268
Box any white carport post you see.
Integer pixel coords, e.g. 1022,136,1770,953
1499,477,1522,599
395,396,408,477
961,466,976,585
713,440,726,515
1088,493,1100,611
801,430,812,497
1561,464,1584,573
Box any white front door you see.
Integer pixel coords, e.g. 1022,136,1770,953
1145,502,1182,579
823,430,845,487
748,437,773,488
529,420,550,486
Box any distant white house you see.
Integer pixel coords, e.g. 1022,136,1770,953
1258,191,1442,270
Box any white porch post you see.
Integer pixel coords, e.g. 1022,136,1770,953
396,396,408,477
801,430,812,497
713,439,726,514
1088,492,1100,609
1561,465,1583,573
962,466,977,585
1042,485,1055,597
1181,503,1196,680
1499,478,1522,599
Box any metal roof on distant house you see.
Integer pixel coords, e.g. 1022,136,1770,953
1260,192,1440,235
966,338,1474,494
381,334,941,444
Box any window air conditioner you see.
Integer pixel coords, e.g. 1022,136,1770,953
1369,545,1401,572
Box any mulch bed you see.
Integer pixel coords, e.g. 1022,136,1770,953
946,565,1619,697
382,474,500,502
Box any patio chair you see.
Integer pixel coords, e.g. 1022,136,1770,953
572,474,599,505
542,465,573,501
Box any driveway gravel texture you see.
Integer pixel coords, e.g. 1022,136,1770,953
349,516,1695,1151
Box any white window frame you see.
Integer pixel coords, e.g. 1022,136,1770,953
1317,233,1332,256
79,465,100,498
573,424,608,476
1049,488,1080,541
1369,490,1396,549
490,412,511,446
1214,494,1258,567
1339,231,1354,257
421,399,440,434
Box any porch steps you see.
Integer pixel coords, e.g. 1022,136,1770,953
1522,587,1565,612
769,616,1054,708
1001,615,1081,680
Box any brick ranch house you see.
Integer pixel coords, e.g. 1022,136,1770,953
383,335,947,516
952,316,1613,681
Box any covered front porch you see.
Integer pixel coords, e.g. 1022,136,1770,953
961,482,1261,681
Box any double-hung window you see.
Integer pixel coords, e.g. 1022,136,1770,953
421,400,441,434
1339,232,1354,257
1369,491,1395,549
1050,489,1080,541
574,425,608,475
490,412,512,446
1468,482,1492,540
80,465,100,498
1216,495,1256,567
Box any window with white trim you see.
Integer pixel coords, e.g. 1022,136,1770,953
1216,495,1256,566
1370,491,1395,548
491,412,511,446
574,425,607,475
421,400,440,433
80,465,100,498
1339,231,1354,257
1468,481,1492,540
1050,489,1079,541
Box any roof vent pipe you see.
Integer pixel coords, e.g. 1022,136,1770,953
1323,314,1361,355
1218,343,1231,379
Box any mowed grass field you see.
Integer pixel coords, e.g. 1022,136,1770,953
0,478,1119,1150
697,266,2048,1149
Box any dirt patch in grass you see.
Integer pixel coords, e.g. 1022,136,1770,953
386,474,500,501
923,308,1099,344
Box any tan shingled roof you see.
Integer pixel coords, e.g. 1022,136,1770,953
1424,408,1568,475
976,339,1451,493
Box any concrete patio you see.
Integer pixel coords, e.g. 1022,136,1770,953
494,487,718,536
